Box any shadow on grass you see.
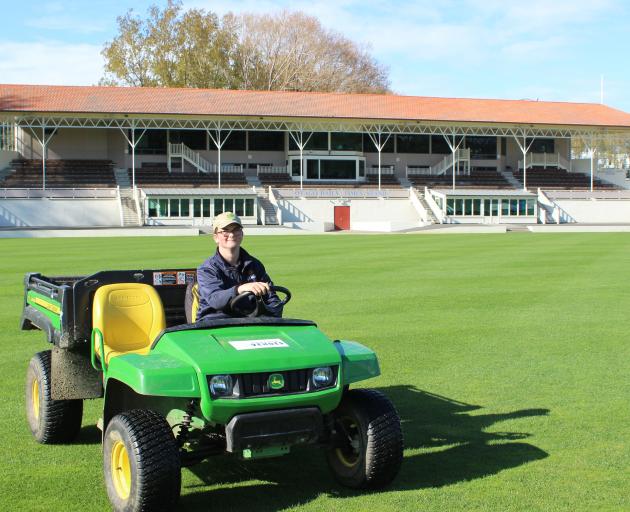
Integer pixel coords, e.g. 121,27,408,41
180,385,549,510
73,424,101,445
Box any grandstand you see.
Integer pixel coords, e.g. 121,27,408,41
1,83,630,230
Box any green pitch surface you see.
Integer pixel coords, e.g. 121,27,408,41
2,233,629,511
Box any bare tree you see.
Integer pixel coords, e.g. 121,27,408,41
227,11,390,93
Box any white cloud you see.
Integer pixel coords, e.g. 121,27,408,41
26,15,107,34
0,41,104,85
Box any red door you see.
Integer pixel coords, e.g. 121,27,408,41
334,206,350,230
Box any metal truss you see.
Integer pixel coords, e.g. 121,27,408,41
2,113,630,142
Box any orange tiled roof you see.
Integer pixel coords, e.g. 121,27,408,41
1,83,630,128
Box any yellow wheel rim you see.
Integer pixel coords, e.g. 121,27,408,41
335,447,360,468
335,416,361,468
111,440,131,500
31,378,40,421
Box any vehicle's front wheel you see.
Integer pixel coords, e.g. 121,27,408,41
25,350,83,443
327,389,403,489
103,409,181,512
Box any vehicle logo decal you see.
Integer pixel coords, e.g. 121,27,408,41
268,373,285,390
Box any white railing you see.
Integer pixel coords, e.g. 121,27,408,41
408,187,430,223
216,164,244,173
406,166,431,176
276,188,409,199
258,165,289,174
537,189,576,223
168,143,212,173
0,187,117,199
268,186,283,225
420,148,471,176
366,166,395,175
1,123,15,151
423,187,445,223
518,152,568,171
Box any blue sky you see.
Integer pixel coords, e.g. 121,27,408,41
1,0,630,111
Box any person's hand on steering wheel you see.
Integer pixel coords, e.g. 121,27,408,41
237,281,270,297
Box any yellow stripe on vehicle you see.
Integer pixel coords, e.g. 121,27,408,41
31,296,61,314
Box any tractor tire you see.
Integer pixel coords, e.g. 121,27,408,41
25,350,83,443
326,389,403,489
103,409,181,512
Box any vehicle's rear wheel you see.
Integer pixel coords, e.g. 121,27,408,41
25,350,83,443
327,389,403,489
103,409,181,512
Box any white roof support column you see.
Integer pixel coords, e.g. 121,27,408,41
208,125,233,190
366,128,392,191
28,124,58,190
288,129,314,190
579,134,597,192
118,124,147,189
512,133,535,190
441,131,464,191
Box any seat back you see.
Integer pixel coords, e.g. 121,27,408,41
184,282,200,323
93,283,166,362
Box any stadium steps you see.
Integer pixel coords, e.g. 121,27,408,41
114,168,132,189
506,224,531,232
398,176,412,188
499,169,522,189
257,194,279,225
119,189,141,226
418,194,439,224
245,172,262,188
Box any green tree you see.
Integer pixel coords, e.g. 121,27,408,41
100,2,390,93
100,1,236,88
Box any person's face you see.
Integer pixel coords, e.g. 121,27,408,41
213,223,243,249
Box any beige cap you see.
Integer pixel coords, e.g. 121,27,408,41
212,211,242,231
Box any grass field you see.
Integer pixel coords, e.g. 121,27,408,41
1,233,629,511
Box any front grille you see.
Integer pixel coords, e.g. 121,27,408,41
239,369,309,397
207,366,339,398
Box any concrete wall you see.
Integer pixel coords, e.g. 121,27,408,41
47,129,109,159
0,150,19,171
277,197,421,230
552,199,630,223
0,199,121,227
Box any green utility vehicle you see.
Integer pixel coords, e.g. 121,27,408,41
21,269,403,511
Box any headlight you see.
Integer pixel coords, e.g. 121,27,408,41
311,367,334,388
209,375,233,397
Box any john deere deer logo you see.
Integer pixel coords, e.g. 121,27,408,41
268,373,284,390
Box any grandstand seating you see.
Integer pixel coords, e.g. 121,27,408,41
1,159,116,188
365,174,401,187
130,165,248,187
407,169,512,189
513,167,618,190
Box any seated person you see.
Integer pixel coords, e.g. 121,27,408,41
197,212,283,318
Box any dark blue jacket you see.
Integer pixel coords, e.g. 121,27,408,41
196,247,283,319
